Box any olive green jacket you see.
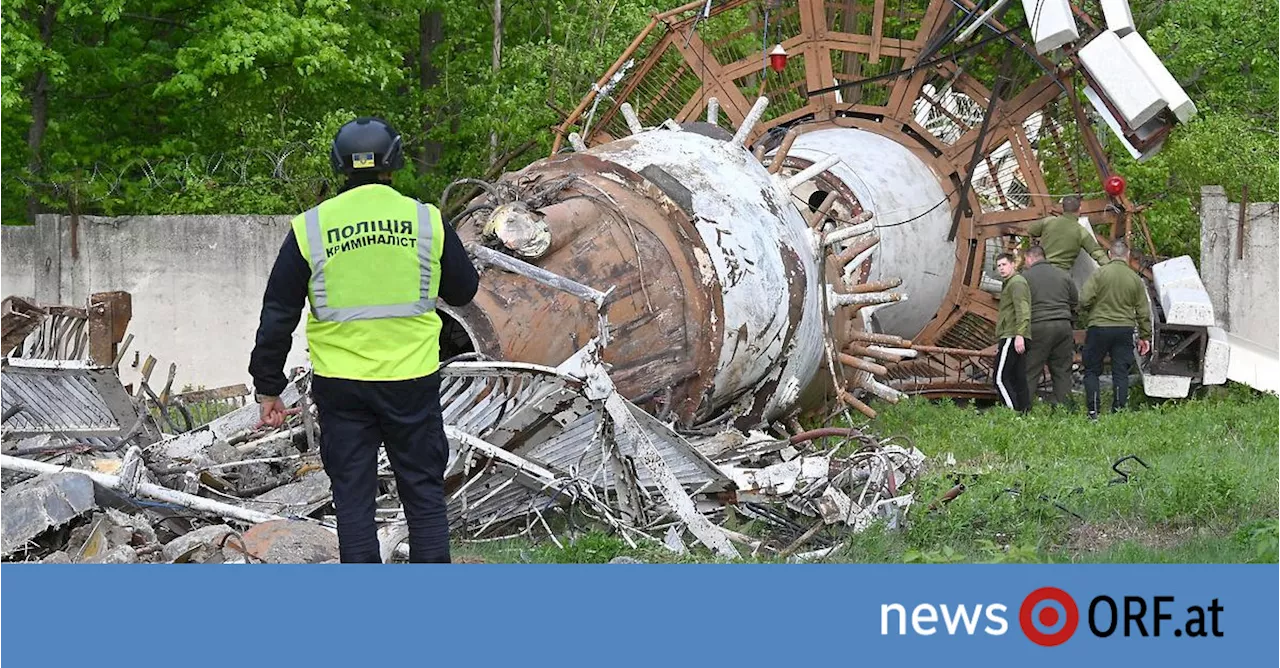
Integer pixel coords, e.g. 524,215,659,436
1022,261,1078,323
996,273,1032,340
1028,214,1109,271
1080,259,1153,339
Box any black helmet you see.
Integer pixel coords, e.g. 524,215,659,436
330,116,404,174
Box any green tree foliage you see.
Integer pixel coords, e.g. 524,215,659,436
1,0,655,222
1105,0,1279,259
2,0,1275,264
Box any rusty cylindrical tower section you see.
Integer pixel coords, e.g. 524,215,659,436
449,105,834,429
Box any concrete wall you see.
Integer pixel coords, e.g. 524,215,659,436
1,215,308,392
1199,186,1280,351
1,225,38,300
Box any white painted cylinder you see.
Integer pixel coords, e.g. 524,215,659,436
772,127,957,339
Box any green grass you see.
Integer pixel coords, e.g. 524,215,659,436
451,383,1278,564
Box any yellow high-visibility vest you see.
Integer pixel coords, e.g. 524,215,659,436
292,184,445,380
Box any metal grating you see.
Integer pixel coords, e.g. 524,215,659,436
1,359,139,439
937,312,997,350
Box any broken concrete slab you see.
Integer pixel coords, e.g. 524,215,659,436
1100,0,1135,36
1141,373,1192,398
162,524,236,563
41,551,73,564
1120,32,1197,123
242,520,338,564
1203,326,1230,385
1078,30,1163,127
1151,256,1217,327
1021,0,1079,54
1160,287,1216,327
2,472,98,556
1152,255,1206,294
242,470,332,517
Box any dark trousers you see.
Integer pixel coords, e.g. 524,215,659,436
1025,320,1075,407
994,337,1031,413
311,373,450,563
1083,326,1136,414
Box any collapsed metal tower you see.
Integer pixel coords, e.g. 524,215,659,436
440,0,1197,430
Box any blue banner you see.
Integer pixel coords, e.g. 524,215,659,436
3,564,1275,666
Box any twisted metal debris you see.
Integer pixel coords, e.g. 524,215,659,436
2,328,924,563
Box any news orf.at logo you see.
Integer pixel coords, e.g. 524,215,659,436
881,588,1224,644
1020,587,1079,646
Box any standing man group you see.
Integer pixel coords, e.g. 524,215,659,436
249,116,480,563
992,197,1151,417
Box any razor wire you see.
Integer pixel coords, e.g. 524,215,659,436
6,142,340,211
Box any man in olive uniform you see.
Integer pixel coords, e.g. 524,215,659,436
1021,245,1078,408
993,252,1032,413
1079,240,1152,419
1028,195,1109,271
249,117,480,562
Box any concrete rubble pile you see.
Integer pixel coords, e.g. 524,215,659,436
2,336,926,564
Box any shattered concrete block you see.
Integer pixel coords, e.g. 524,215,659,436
1078,31,1164,128
242,520,339,564
244,470,332,517
42,551,73,564
1121,32,1197,123
1160,287,1216,327
608,556,646,565
1152,255,1206,293
1101,0,1135,36
1203,327,1230,385
1142,373,1192,398
1020,0,1079,54
162,524,236,563
2,472,98,557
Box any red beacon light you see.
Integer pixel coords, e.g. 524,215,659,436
769,44,788,73
1104,174,1126,197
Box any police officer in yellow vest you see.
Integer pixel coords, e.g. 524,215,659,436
249,117,479,563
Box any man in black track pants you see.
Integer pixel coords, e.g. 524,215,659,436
993,252,1032,414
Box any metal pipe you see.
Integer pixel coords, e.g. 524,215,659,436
822,222,875,246
955,0,1013,42
469,243,612,307
850,278,903,293
838,390,877,419
849,331,913,347
784,154,841,192
0,454,284,525
838,353,889,376
621,103,644,135
768,128,801,174
731,97,770,147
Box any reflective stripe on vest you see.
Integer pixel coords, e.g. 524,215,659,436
302,202,437,322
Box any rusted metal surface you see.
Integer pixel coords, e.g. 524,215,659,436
1,297,45,355
87,291,132,366
541,0,1153,398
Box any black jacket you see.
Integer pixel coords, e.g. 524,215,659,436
248,187,479,396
